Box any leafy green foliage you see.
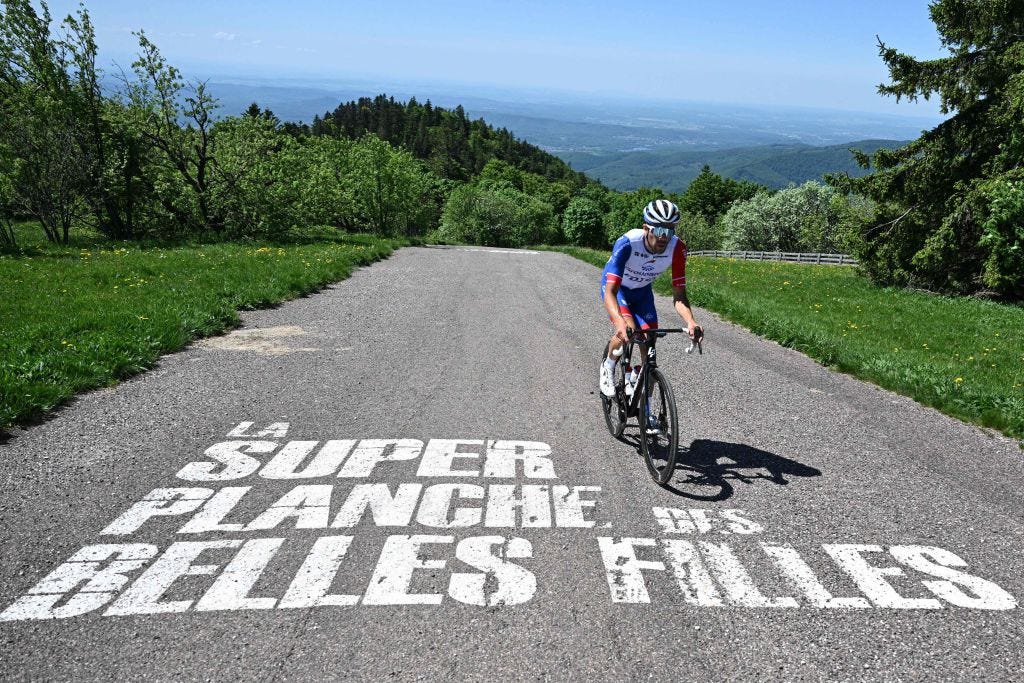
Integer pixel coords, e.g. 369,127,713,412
602,187,662,245
830,0,1024,300
0,0,97,243
677,212,721,251
437,180,556,248
561,196,604,247
721,182,867,252
208,114,302,237
978,175,1024,297
677,165,762,223
346,134,440,237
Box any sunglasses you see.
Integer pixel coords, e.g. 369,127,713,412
647,224,676,237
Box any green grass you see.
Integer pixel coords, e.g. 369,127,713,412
549,246,1024,443
1,223,406,429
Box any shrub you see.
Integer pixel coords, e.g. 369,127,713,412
561,196,605,247
437,181,555,247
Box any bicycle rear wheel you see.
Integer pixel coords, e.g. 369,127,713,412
639,368,679,485
601,343,626,439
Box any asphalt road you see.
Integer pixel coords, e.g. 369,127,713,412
1,245,1022,681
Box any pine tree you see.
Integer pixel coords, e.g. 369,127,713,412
831,0,1024,299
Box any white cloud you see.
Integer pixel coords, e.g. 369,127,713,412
245,39,263,47
295,47,317,54
213,32,236,41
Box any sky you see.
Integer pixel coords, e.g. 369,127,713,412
41,0,949,116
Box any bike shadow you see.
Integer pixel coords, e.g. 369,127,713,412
621,432,820,501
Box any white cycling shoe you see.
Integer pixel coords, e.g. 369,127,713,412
599,364,616,397
645,413,661,435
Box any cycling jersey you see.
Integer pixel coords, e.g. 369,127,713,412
602,229,686,290
600,229,687,330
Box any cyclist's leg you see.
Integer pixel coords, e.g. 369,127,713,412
628,285,659,350
627,288,662,430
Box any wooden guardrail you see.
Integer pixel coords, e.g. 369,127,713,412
689,250,858,266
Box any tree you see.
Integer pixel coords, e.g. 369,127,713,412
119,31,223,233
347,134,438,236
438,180,556,247
211,114,304,237
720,190,775,251
0,139,15,246
829,0,1024,299
293,135,359,230
562,196,604,247
678,212,721,251
678,165,762,224
720,182,862,252
0,0,93,244
603,187,662,245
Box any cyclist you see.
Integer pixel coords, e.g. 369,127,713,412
599,198,702,397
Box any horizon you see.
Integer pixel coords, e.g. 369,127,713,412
192,70,945,127
41,0,949,121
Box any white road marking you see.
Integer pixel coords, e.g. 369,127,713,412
278,536,358,608
1,427,1016,622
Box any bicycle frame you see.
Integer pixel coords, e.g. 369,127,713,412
618,328,687,418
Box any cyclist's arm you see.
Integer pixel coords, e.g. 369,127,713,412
672,285,699,333
604,280,632,341
671,240,701,337
604,236,633,341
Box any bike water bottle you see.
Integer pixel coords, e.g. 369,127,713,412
625,366,640,396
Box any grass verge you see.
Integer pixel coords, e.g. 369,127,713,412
548,246,1024,442
1,226,406,429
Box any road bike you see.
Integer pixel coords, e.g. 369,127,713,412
601,327,702,485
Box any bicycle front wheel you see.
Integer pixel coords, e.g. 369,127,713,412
601,343,626,439
639,368,679,485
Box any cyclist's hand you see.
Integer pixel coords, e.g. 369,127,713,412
689,324,704,341
614,318,630,343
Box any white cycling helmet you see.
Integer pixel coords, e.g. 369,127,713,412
642,199,680,226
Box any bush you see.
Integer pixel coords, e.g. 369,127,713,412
561,196,605,247
678,212,722,251
979,176,1024,298
603,187,662,245
347,135,440,237
721,182,863,253
211,116,304,238
437,181,556,247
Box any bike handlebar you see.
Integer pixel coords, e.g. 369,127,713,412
627,327,703,354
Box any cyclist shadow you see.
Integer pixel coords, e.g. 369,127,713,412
622,433,820,501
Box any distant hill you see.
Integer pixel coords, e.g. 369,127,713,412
558,140,908,192
293,94,591,186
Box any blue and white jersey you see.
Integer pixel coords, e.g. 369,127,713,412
602,229,687,290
